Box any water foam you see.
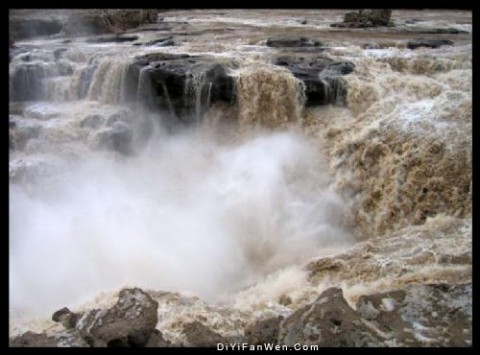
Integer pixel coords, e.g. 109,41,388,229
10,127,351,317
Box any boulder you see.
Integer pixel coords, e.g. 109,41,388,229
364,9,392,26
105,108,134,126
12,288,161,347
407,39,454,50
331,9,393,28
9,283,472,347
244,316,283,345
356,283,472,346
278,287,384,346
72,288,159,347
273,55,354,106
98,121,133,155
277,283,472,347
182,321,226,347
80,114,105,129
52,307,80,329
9,115,41,151
10,331,59,347
145,329,171,347
9,330,89,347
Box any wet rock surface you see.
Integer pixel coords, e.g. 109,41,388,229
8,9,471,349
279,287,384,346
145,329,171,347
182,321,227,347
98,121,133,155
406,27,468,34
10,283,471,347
407,39,454,50
9,330,89,347
85,35,139,43
244,316,283,345
128,54,236,124
9,116,42,151
275,283,471,347
144,36,178,47
355,283,472,346
10,288,161,348
266,37,322,48
331,9,393,28
273,55,354,105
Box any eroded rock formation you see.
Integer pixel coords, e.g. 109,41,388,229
10,283,471,347
331,9,393,28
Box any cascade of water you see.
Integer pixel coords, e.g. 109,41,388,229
136,66,153,106
87,58,131,104
8,10,472,345
236,64,306,130
10,63,46,101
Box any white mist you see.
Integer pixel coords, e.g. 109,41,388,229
10,128,351,316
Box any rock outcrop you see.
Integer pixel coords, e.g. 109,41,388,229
10,288,160,347
67,288,159,347
9,115,41,151
266,37,322,48
9,330,89,347
355,283,472,346
182,321,227,347
127,54,237,125
10,283,471,347
97,121,133,155
407,39,454,50
331,9,393,28
273,55,355,106
278,287,384,346
9,10,158,40
244,316,284,345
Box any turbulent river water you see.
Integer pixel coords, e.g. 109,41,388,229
9,10,471,343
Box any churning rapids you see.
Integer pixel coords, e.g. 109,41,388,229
9,9,471,346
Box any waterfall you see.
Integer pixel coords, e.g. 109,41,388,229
87,58,131,104
10,63,46,101
236,64,306,130
136,66,153,107
184,70,213,122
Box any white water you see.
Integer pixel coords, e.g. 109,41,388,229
9,9,471,340
10,127,351,316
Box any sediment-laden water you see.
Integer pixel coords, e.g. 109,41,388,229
9,9,471,346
